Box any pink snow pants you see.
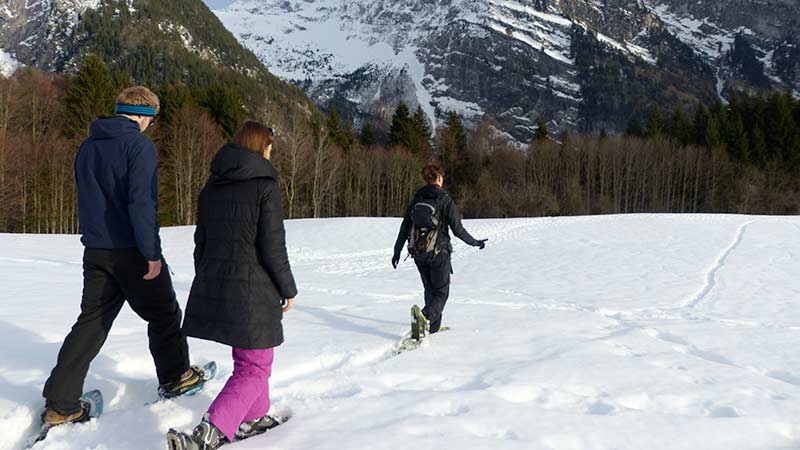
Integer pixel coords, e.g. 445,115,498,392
207,347,274,441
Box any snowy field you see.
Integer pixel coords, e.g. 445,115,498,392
2,215,800,450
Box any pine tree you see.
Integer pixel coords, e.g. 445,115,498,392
626,116,644,137
668,106,692,147
388,101,412,148
157,82,194,126
360,121,375,148
531,118,549,143
408,106,432,155
706,116,725,151
201,81,244,137
726,115,750,162
326,105,345,149
764,91,800,166
647,104,664,138
112,68,133,92
751,124,768,166
446,111,467,154
692,104,710,147
64,54,116,138
341,121,356,153
438,111,471,200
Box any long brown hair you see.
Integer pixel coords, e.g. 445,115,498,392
232,120,275,154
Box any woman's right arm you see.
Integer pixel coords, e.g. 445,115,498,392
256,179,298,300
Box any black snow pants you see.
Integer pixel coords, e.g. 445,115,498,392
43,248,190,414
414,251,452,333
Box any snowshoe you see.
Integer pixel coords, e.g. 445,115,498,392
29,390,103,448
410,305,429,341
159,362,217,399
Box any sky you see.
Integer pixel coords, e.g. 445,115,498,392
202,0,235,10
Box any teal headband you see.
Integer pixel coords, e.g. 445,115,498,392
115,103,158,117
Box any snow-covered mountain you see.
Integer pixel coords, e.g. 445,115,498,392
0,0,101,71
0,0,306,107
211,0,800,141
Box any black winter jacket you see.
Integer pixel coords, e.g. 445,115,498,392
393,184,481,257
183,143,298,349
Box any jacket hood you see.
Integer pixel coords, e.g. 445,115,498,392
416,184,444,199
210,142,277,184
89,116,141,140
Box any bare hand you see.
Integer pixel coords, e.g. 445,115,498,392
143,260,162,280
282,298,295,313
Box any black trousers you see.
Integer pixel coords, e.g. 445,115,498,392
414,251,451,333
43,248,190,414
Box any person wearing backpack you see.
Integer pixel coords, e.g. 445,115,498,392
392,164,487,340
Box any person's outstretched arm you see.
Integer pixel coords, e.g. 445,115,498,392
392,204,413,267
445,198,486,248
256,179,298,300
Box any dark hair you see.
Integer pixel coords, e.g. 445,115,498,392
421,164,444,184
232,120,275,154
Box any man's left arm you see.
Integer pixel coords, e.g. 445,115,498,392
127,139,162,263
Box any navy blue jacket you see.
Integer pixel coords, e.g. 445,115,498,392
75,117,162,261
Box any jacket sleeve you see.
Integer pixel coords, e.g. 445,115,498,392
393,204,413,257
127,139,162,261
256,179,298,299
445,197,480,247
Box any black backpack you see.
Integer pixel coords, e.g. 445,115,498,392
407,193,443,261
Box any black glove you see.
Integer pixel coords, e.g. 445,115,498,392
392,254,400,269
476,239,488,250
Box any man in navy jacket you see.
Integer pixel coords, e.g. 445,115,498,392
40,87,204,429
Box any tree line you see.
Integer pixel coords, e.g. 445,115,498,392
0,57,799,235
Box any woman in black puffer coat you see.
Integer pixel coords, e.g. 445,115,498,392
174,120,297,449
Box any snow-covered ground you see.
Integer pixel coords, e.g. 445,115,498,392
2,215,800,450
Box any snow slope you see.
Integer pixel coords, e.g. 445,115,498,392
0,49,19,77
2,215,800,450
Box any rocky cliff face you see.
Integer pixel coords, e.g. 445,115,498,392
2,0,797,141
0,0,102,71
210,0,799,142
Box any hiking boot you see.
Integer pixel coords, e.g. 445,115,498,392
158,366,205,399
410,305,429,341
42,403,90,427
166,418,227,450
235,415,282,440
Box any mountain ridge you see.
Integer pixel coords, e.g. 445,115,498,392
211,0,800,141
